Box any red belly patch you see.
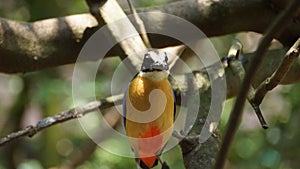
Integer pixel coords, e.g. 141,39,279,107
139,126,163,168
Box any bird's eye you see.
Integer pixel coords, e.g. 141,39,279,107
145,53,150,59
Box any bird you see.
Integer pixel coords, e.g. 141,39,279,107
123,50,175,169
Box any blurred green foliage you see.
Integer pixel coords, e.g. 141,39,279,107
221,84,300,169
0,0,88,21
0,0,300,169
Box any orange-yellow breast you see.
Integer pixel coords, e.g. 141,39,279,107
125,76,174,159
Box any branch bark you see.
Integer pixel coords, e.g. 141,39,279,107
0,0,299,73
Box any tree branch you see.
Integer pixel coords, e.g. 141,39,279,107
126,0,151,48
0,94,123,147
245,37,300,130
215,0,300,168
251,37,300,105
86,0,147,72
0,0,299,73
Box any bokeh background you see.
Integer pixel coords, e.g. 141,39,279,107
0,0,299,169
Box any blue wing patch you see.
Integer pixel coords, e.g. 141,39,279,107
172,87,176,121
122,83,130,128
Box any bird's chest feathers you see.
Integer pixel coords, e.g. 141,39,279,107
128,76,172,112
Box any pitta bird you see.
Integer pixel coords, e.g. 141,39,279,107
123,50,175,169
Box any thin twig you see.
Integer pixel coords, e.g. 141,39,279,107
226,41,268,129
246,37,300,128
0,95,123,147
86,0,148,72
215,1,300,169
126,0,184,70
127,0,152,48
251,37,300,105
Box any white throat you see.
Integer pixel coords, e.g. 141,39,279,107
139,71,169,82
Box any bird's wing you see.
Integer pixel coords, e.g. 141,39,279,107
123,73,139,128
168,74,177,120
172,87,176,121
122,83,129,128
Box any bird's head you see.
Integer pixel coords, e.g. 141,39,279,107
141,50,169,72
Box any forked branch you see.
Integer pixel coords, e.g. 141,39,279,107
250,37,300,105
215,1,300,168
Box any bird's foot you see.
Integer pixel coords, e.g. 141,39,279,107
161,162,170,169
172,130,185,139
